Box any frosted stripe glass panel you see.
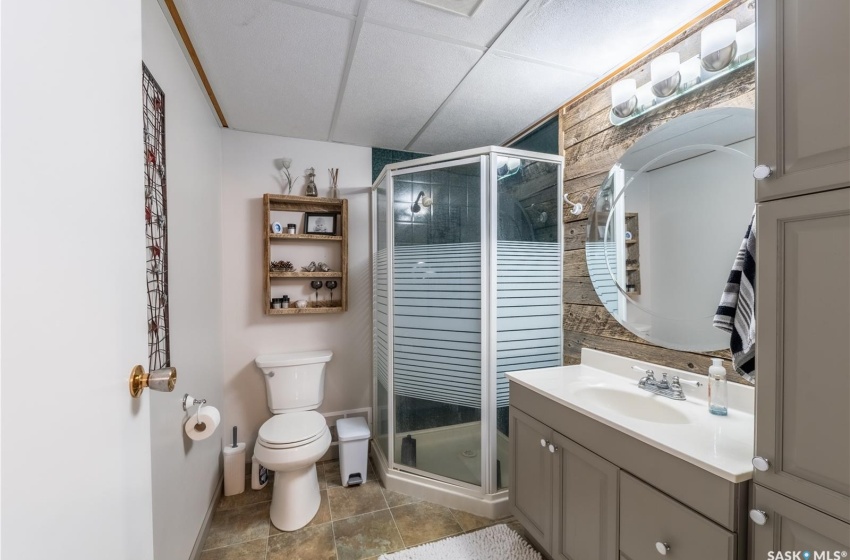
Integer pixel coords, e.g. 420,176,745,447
586,241,619,313
375,247,389,387
496,241,561,407
393,242,481,409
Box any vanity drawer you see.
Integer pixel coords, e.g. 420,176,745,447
620,473,735,560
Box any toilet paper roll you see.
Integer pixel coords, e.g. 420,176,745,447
184,406,220,441
223,442,246,496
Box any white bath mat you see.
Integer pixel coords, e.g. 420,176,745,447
379,524,542,560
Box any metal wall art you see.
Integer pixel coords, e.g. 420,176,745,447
143,63,170,371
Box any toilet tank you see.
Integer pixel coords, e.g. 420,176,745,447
255,350,333,413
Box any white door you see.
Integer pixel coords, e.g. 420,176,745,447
1,1,155,559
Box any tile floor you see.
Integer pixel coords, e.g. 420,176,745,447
200,459,529,560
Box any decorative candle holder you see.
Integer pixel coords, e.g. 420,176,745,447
328,168,339,199
325,280,338,301
310,280,323,302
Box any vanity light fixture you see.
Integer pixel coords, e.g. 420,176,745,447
650,52,681,97
608,21,755,126
611,79,638,118
701,19,738,71
496,157,523,180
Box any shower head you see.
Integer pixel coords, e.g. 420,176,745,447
411,191,432,213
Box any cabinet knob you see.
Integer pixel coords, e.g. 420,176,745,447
540,438,547,448
655,542,670,555
749,509,769,526
753,165,773,180
548,443,557,454
752,456,770,472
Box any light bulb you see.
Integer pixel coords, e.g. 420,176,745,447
701,19,737,71
650,52,681,98
611,79,637,118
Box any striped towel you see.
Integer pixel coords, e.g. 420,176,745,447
713,211,756,382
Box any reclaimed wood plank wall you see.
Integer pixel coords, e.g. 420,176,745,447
559,0,755,383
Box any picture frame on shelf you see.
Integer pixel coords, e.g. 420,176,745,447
304,212,337,235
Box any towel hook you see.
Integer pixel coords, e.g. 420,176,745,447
563,193,584,215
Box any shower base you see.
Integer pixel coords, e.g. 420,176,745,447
371,421,510,519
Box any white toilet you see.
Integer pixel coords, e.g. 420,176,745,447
253,350,333,532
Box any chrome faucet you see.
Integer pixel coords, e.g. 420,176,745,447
632,366,702,401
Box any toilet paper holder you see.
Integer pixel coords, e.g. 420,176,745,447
183,393,206,411
129,365,177,398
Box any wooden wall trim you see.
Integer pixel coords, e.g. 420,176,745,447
162,0,228,128
560,0,755,384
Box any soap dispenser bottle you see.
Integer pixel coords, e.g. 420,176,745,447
708,358,728,416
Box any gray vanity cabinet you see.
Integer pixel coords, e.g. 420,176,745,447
752,0,850,551
620,473,735,560
510,407,619,560
753,188,850,526
510,407,554,550
551,432,619,560
751,485,850,558
755,0,850,202
510,383,749,560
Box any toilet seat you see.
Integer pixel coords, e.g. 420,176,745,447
258,411,327,449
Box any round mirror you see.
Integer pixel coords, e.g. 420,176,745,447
586,107,755,351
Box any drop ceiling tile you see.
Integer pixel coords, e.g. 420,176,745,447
289,0,361,17
410,53,593,154
364,0,527,47
175,0,353,140
496,0,719,74
332,23,482,149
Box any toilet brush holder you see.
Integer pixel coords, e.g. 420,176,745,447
223,442,247,496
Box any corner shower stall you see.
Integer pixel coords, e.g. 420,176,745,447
371,146,563,517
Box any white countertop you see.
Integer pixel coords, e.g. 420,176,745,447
506,349,755,483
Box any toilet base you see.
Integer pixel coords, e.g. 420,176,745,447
269,463,321,532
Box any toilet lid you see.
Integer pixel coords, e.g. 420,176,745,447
258,411,326,447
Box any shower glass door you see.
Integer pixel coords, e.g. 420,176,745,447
390,157,484,488
373,175,390,461
491,156,563,491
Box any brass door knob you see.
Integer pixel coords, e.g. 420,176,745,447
129,365,177,398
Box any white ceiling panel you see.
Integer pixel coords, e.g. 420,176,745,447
410,52,593,154
495,0,719,74
364,0,527,47
287,0,362,17
332,22,482,149
176,0,353,140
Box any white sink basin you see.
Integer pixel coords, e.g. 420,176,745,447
573,386,691,425
506,349,755,482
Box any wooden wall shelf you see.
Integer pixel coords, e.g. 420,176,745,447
270,233,344,242
625,213,641,296
263,194,348,315
269,271,344,278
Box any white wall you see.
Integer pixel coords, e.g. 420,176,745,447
221,130,372,455
1,1,154,558
645,138,755,345
142,0,224,558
